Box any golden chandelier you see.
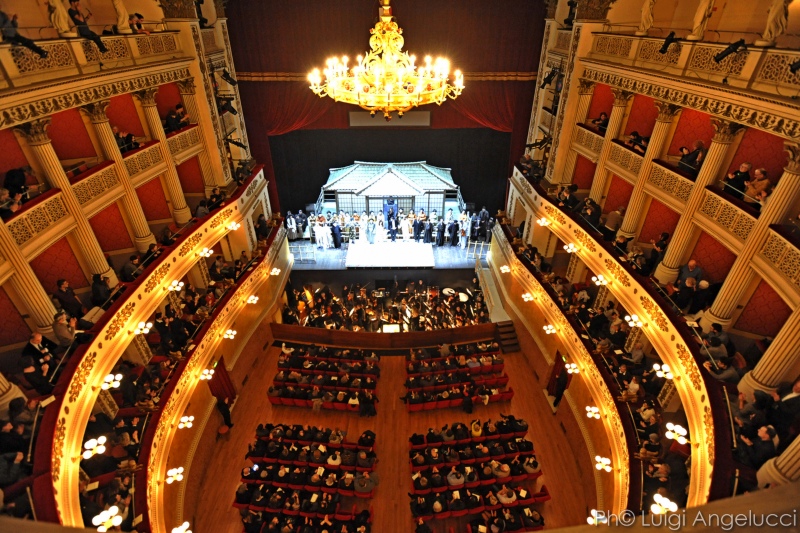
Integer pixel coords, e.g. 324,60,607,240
308,0,464,120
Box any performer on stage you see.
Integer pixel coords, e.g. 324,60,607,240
449,219,459,246
423,219,433,243
359,212,368,242
459,213,468,248
412,210,422,242
405,210,415,241
366,217,376,244
331,219,342,248
286,212,298,241
436,219,446,246
387,208,397,242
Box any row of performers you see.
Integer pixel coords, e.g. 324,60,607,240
285,210,496,248
284,285,489,332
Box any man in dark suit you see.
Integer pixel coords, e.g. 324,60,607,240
387,209,397,242
758,378,800,438
22,332,57,369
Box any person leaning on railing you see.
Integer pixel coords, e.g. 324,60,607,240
678,140,705,176
0,10,48,58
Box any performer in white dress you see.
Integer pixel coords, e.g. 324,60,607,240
359,213,369,242
401,212,412,241
286,214,298,241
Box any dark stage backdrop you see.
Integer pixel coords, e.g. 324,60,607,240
269,128,510,214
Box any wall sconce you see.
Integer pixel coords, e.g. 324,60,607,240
522,292,534,302
625,314,643,328
165,467,185,484
134,321,153,335
563,243,578,253
591,275,607,286
92,505,123,532
172,522,192,533
270,268,281,276
543,324,556,334
594,456,612,472
82,436,107,460
223,328,237,339
653,363,673,380
168,280,185,292
536,217,550,227
565,363,579,374
665,422,689,445
651,493,678,514
101,374,122,390
197,247,213,258
178,415,194,429
585,406,600,419
247,295,259,304
500,265,511,273
587,510,608,525
200,368,215,381
227,221,241,231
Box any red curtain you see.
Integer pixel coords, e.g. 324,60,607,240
206,356,237,401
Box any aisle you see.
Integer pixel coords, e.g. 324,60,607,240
187,323,596,533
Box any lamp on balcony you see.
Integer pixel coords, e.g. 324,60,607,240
168,280,184,292
178,415,194,429
172,523,192,533
591,275,608,286
625,314,643,328
563,243,578,253
92,505,123,532
82,436,107,460
651,494,679,514
500,265,511,273
223,328,237,339
198,247,213,258
713,39,746,63
587,510,608,525
565,362,579,374
227,221,241,231
200,368,215,381
247,295,259,304
536,217,550,227
653,363,673,380
594,455,612,472
586,406,601,419
101,374,122,390
522,292,534,302
270,268,282,276
665,422,690,445
133,321,153,335
543,324,556,334
165,467,184,484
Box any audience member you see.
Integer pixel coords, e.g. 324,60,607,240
678,140,705,175
591,112,609,132
0,11,48,58
723,162,751,200
112,126,139,154
0,188,22,220
603,206,625,241
67,0,109,53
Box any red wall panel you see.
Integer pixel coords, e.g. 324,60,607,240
155,82,183,119
572,154,596,190
176,156,206,194
623,94,658,137
30,237,89,292
639,198,680,243
48,108,96,160
586,83,613,123
734,280,792,338
89,202,134,252
727,128,786,186
602,174,634,214
0,285,33,346
106,94,146,137
135,178,172,220
690,231,736,283
0,128,29,177
667,108,714,157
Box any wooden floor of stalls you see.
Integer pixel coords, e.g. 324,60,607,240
183,316,597,533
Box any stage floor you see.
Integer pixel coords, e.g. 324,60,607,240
345,241,435,268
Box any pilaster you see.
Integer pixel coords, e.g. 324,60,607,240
562,79,597,186
588,89,633,203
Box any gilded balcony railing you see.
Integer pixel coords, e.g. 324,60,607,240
4,189,70,247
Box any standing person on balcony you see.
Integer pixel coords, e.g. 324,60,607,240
0,11,49,58
67,0,108,53
602,206,625,241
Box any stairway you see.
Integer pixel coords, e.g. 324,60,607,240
496,321,520,353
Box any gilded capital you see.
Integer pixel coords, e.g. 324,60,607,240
785,142,800,174
710,118,746,143
81,100,111,123
577,78,596,95
611,88,633,106
133,88,159,106
654,101,681,122
14,118,52,145
176,78,196,95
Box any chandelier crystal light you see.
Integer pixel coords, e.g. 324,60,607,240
308,0,464,120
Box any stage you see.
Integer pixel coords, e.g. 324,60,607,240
345,241,435,268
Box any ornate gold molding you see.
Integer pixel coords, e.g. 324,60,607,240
81,100,111,124
133,88,159,107
14,118,51,145
577,78,596,95
654,101,682,122
1,67,191,130
581,67,800,140
711,118,746,143
611,87,633,106
177,78,196,95
576,0,619,20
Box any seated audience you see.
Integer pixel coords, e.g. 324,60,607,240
678,140,705,175
591,112,609,132
723,162,751,200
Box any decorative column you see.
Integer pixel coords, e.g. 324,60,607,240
0,226,58,336
82,102,157,251
705,143,800,327
738,306,800,395
757,428,800,487
588,88,633,203
653,119,746,283
562,79,596,185
132,89,192,224
618,101,682,238
176,78,228,191
14,119,118,285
